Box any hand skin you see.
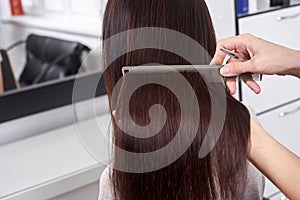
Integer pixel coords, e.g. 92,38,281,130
211,33,300,95
249,119,300,200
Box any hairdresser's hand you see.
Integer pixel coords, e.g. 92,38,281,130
211,33,300,95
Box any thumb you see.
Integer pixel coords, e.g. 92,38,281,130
220,60,253,77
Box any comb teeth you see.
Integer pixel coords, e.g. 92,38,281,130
122,65,222,75
122,65,224,83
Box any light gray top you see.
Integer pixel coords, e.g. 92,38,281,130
98,162,265,200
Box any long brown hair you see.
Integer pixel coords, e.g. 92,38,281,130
102,0,250,199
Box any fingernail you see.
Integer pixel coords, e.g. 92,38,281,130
220,67,229,75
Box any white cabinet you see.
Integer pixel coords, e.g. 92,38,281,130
239,6,300,49
239,5,300,113
238,4,300,199
241,75,300,113
258,99,300,156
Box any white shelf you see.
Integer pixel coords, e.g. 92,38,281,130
1,15,101,38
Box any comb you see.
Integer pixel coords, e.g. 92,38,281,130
122,65,262,82
122,65,223,83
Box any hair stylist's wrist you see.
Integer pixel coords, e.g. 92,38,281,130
289,49,300,78
248,119,266,163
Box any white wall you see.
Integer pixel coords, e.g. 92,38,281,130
206,0,236,40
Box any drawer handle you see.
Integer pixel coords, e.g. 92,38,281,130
277,12,300,21
279,105,300,117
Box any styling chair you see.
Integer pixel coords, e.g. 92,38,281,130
6,34,90,87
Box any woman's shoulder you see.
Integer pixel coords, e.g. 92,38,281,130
99,166,114,200
245,161,265,200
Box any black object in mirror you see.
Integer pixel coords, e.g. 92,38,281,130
19,34,91,86
270,0,290,6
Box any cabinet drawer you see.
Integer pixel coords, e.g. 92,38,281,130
239,6,300,50
258,99,300,156
242,75,300,113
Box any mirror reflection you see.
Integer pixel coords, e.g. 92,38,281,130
0,0,107,95
0,34,93,93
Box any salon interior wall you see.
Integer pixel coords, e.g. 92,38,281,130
205,0,236,40
0,0,235,78
0,0,102,79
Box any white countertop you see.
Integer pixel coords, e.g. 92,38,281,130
0,114,111,200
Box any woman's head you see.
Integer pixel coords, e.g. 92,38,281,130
102,0,250,199
102,0,216,100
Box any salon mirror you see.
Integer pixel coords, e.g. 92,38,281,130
0,35,106,123
0,0,108,123
0,0,111,123
0,33,100,93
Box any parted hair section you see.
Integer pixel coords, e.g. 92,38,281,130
102,0,251,199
